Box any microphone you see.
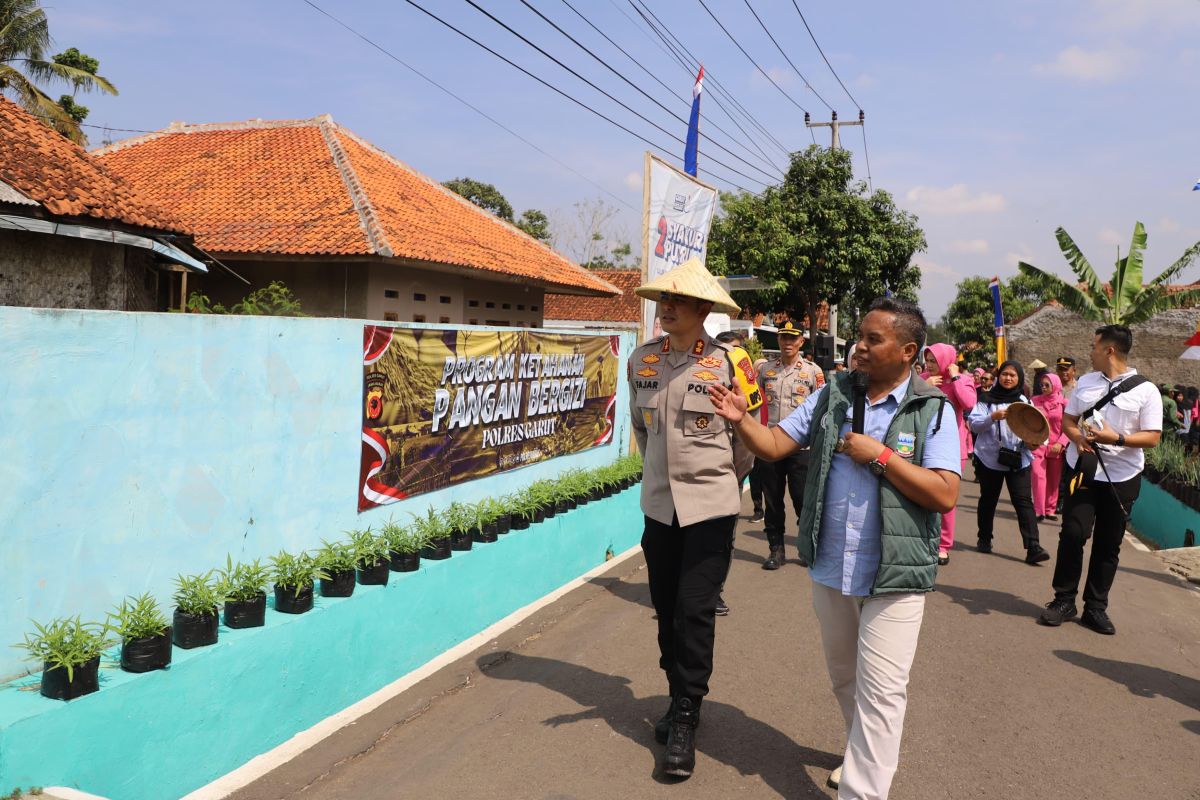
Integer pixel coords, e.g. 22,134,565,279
851,370,869,435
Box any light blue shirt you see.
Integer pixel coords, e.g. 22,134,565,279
778,376,962,596
967,398,1034,471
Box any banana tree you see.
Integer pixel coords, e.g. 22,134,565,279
1018,223,1200,325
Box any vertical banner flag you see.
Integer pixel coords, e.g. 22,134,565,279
684,65,704,177
989,276,1007,364
639,152,719,340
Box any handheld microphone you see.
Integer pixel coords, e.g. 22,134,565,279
851,371,869,435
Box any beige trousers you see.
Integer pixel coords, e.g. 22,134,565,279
810,581,926,800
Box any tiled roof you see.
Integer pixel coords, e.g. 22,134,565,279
545,269,641,322
95,116,617,296
0,97,184,232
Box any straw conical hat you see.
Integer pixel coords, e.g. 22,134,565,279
1006,402,1050,448
635,257,740,315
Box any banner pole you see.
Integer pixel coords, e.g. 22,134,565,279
640,150,652,344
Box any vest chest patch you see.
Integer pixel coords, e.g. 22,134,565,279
896,432,916,458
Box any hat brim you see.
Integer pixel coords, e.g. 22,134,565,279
1006,402,1050,448
633,286,740,316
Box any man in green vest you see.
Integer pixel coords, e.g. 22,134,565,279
709,297,961,799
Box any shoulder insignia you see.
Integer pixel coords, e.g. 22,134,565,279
660,338,671,353
641,353,661,364
636,367,658,378
697,356,723,368
692,339,706,356
693,370,720,382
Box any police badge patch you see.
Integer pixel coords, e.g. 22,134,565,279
896,432,916,458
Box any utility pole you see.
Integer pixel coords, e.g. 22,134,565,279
803,111,865,355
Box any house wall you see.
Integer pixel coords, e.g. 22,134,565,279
0,229,161,311
1008,305,1200,387
364,261,546,327
0,306,633,682
192,259,370,318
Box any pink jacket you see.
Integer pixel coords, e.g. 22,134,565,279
921,343,975,462
1032,372,1069,458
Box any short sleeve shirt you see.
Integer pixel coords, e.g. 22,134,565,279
1064,368,1161,483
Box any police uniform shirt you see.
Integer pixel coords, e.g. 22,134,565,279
629,335,757,527
760,355,825,425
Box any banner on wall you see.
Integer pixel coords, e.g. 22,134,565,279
359,325,621,511
640,152,719,340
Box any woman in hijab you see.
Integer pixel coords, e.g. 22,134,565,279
1031,372,1068,521
967,360,1050,564
921,343,976,564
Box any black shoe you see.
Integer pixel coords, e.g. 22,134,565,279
1038,598,1078,626
663,697,700,778
1025,544,1051,565
749,509,764,522
1080,607,1116,635
1045,514,1058,522
761,546,784,570
715,595,729,616
977,538,993,554
938,552,950,566
1036,514,1046,522
654,697,675,744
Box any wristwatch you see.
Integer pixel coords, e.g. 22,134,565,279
868,446,895,477
1115,433,1126,447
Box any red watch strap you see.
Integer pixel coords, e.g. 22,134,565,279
877,446,895,466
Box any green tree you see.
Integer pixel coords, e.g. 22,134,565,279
940,273,1053,358
1018,223,1200,325
707,145,925,333
515,208,551,242
185,281,306,317
0,1,117,143
443,177,514,221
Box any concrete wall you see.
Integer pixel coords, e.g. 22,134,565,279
0,229,161,311
193,259,370,318
0,306,632,681
1008,304,1200,387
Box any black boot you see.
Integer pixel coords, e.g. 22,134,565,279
761,545,784,570
663,697,700,778
654,696,676,744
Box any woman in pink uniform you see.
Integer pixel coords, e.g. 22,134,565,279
921,343,977,564
1031,372,1068,521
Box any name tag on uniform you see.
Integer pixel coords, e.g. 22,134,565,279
896,432,916,458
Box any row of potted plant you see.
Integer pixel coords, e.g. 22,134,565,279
1144,434,1200,513
13,454,644,701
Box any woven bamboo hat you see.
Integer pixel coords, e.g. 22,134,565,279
1006,402,1050,448
635,257,740,315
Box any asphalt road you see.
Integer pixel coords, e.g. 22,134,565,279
230,469,1200,800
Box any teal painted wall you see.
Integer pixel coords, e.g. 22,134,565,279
0,306,633,681
1130,479,1200,550
0,489,646,799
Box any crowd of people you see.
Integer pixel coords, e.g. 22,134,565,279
625,256,1173,799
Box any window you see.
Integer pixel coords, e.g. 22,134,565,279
486,320,510,327
502,303,511,310
468,300,479,308
413,292,426,302
485,301,495,309
383,312,399,322
439,295,451,304
468,318,478,325
531,305,539,312
517,304,525,311
439,316,451,324
413,314,425,323
384,290,399,299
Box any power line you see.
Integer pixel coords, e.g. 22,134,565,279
25,112,155,134
300,0,637,212
552,0,783,179
693,0,810,115
629,0,794,159
739,0,833,112
860,121,873,191
790,0,861,110
511,0,781,183
400,0,760,192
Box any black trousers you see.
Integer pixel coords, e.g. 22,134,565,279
641,513,736,700
760,452,807,549
976,461,1041,549
749,461,764,512
1052,472,1141,611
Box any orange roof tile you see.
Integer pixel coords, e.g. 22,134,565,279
95,116,617,296
0,97,184,233
545,269,641,322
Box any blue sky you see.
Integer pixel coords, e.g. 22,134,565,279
44,0,1200,320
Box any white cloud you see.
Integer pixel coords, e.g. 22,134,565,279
623,171,642,192
852,73,877,90
1158,217,1181,233
1032,45,1138,82
947,239,990,255
1083,0,1200,32
904,184,1008,215
1099,228,1123,246
913,256,959,279
1005,251,1035,270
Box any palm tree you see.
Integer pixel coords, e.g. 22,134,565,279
1018,222,1200,325
0,0,117,143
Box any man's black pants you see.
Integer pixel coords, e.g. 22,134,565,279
761,451,807,550
975,462,1040,548
1052,472,1141,611
641,513,736,700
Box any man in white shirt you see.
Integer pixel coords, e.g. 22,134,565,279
1039,325,1162,635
